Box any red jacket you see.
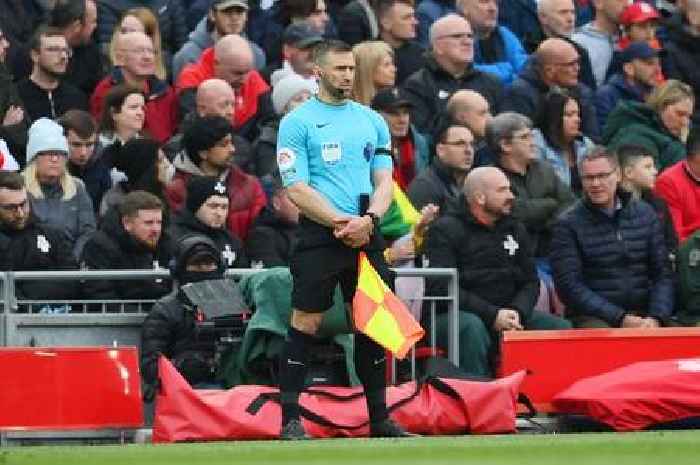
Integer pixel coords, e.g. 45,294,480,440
165,161,266,241
654,160,700,243
175,47,269,130
90,68,179,144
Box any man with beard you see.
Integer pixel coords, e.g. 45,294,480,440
170,175,248,270
81,190,172,303
0,171,78,301
424,167,571,378
17,26,88,122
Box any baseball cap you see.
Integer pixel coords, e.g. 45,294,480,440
371,88,413,112
619,2,660,26
283,22,324,49
620,41,659,63
212,0,249,11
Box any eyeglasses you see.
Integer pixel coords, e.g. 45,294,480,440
42,46,72,57
0,199,29,213
435,32,474,41
441,139,474,148
510,130,533,141
581,169,616,184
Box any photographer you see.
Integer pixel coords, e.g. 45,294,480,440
140,234,245,400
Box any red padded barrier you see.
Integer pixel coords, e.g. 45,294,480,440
0,347,143,430
498,328,700,413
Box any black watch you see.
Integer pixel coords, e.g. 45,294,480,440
366,211,380,229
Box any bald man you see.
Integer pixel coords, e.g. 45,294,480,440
446,90,494,166
177,34,272,141
402,14,503,135
502,38,600,141
89,31,179,143
424,166,571,377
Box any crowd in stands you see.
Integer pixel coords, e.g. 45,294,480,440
0,0,699,379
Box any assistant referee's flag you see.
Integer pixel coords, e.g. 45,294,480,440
352,252,424,359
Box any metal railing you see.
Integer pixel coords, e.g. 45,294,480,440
0,268,460,368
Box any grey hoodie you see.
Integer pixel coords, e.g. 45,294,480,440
172,17,267,80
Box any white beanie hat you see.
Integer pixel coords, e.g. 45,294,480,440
26,118,69,164
271,75,317,115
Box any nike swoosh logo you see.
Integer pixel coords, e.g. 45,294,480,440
373,357,386,366
316,123,329,128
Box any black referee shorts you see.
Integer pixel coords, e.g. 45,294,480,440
290,217,394,312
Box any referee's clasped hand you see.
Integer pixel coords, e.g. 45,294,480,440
333,216,372,248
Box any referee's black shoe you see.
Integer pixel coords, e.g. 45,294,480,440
280,419,310,440
369,418,418,438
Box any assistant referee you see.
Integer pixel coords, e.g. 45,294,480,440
275,40,414,440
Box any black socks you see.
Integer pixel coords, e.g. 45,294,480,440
279,327,314,425
354,333,389,424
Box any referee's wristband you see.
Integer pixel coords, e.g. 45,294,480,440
365,212,380,230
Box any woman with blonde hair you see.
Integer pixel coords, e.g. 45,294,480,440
352,41,396,105
23,118,96,260
603,79,694,171
107,8,167,81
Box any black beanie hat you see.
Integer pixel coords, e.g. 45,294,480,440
182,116,233,165
186,175,228,213
113,138,159,185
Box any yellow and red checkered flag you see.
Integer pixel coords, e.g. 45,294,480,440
352,251,424,359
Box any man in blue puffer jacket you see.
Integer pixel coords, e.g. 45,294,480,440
457,0,528,85
550,146,675,328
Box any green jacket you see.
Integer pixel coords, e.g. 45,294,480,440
220,267,359,387
603,100,686,172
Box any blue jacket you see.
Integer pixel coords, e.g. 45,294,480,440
533,128,594,189
416,0,456,47
474,26,529,86
594,73,648,134
550,192,674,326
498,0,538,47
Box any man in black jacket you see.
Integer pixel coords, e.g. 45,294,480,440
140,234,237,398
550,147,675,328
378,0,426,85
170,175,248,269
81,191,172,304
246,174,299,268
402,13,503,135
408,119,474,210
0,171,78,302
16,26,88,122
425,166,570,377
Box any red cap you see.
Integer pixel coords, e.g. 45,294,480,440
619,2,660,26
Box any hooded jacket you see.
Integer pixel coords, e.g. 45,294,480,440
170,209,248,269
245,206,298,268
172,16,266,80
165,152,266,241
473,26,528,86
603,100,686,172
80,207,173,302
594,73,649,133
550,192,674,325
502,58,600,141
424,194,539,328
402,53,503,135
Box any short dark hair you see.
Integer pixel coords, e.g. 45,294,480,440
118,190,163,218
687,127,700,160
377,0,414,22
57,109,97,139
0,172,25,191
29,25,66,51
313,39,353,65
182,116,233,165
49,0,86,28
99,84,145,133
617,144,655,171
577,145,619,174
